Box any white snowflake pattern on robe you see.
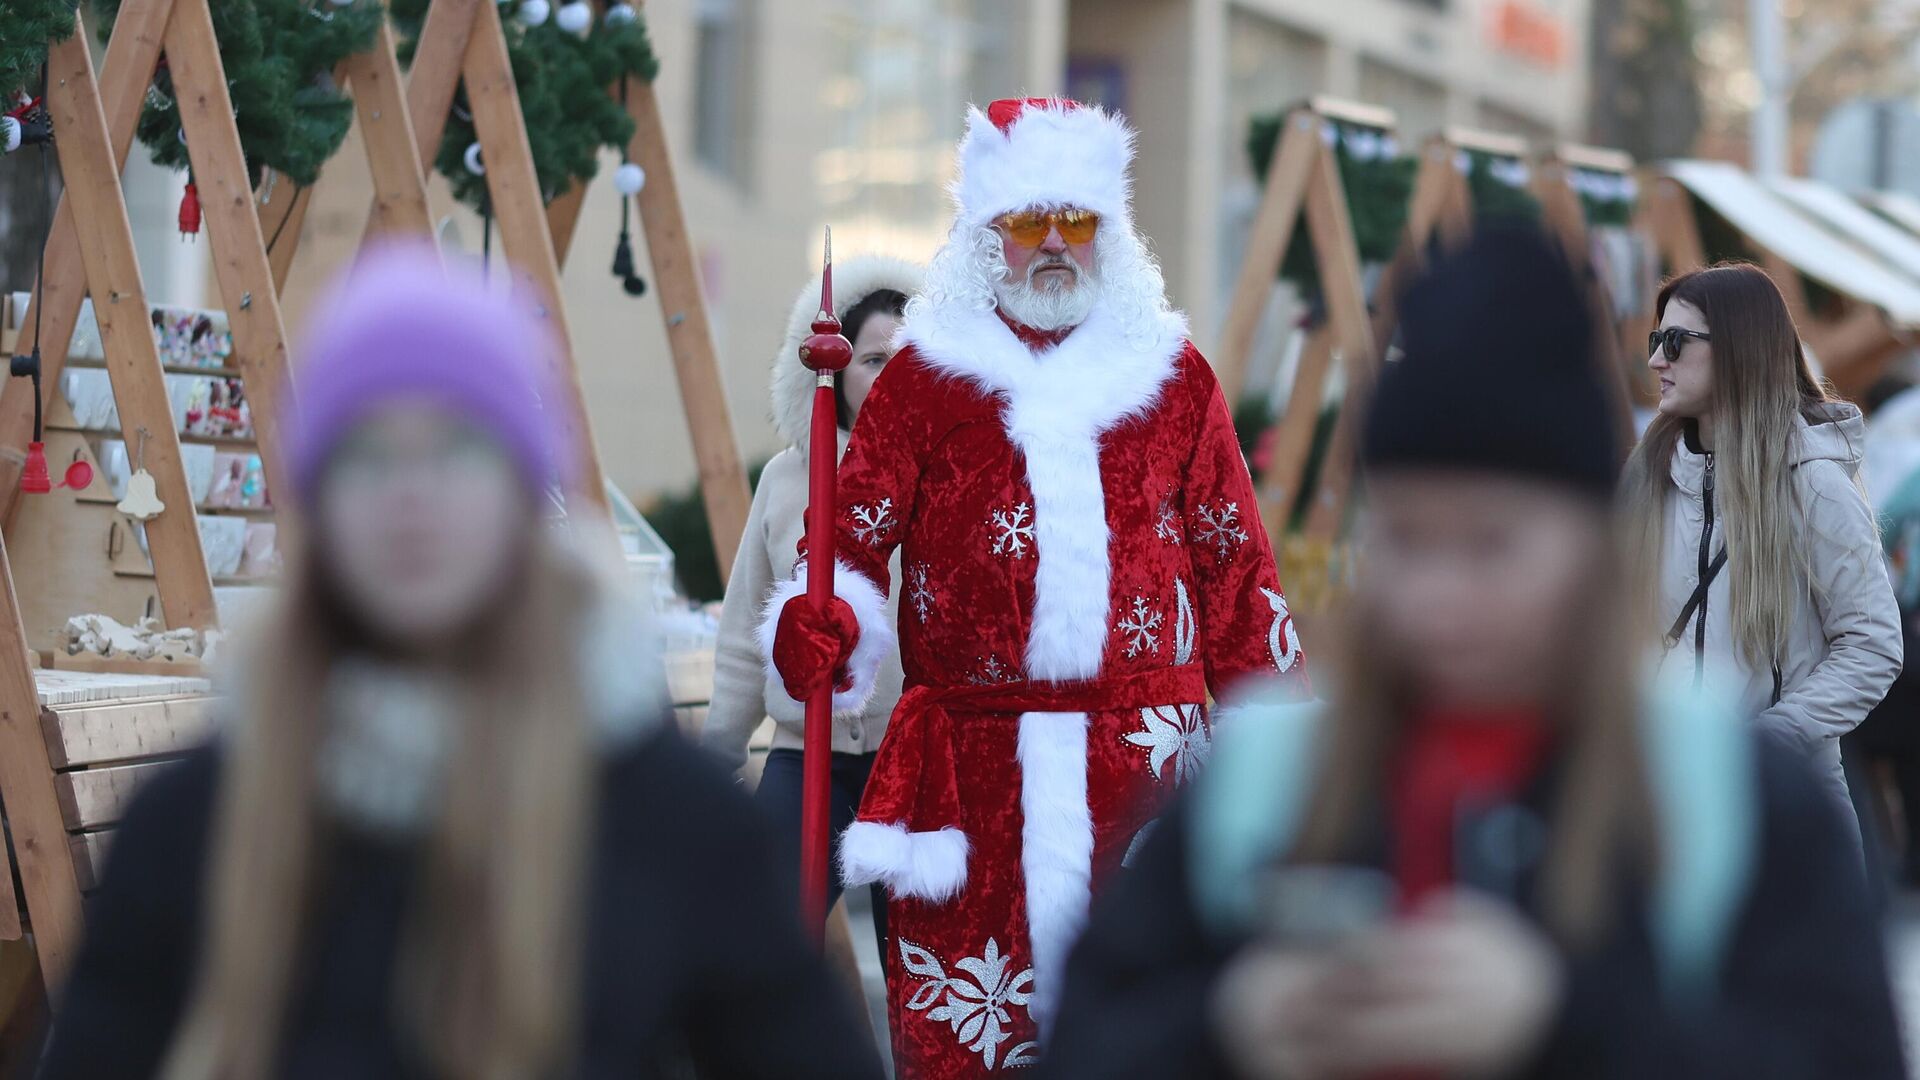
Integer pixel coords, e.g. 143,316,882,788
1115,595,1163,658
1154,497,1182,543
906,562,936,622
987,501,1034,557
898,937,1040,1070
1192,500,1249,558
849,499,896,546
968,655,1018,685
1125,703,1211,785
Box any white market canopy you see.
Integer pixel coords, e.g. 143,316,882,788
1765,176,1920,284
1865,191,1920,239
1665,160,1920,327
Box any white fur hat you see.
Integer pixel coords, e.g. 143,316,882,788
951,98,1137,231
770,255,925,448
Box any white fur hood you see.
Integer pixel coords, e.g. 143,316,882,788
770,255,926,449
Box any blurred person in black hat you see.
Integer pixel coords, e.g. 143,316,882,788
1039,226,1903,1079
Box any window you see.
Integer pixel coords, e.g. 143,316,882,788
694,0,757,186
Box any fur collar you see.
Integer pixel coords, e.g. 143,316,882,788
315,599,669,835
900,299,1189,440
770,255,926,450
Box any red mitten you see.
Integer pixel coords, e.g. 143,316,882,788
773,594,861,702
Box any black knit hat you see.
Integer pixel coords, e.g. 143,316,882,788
1362,225,1619,498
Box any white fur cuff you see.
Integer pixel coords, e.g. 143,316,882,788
755,559,895,718
840,821,970,902
2,118,20,155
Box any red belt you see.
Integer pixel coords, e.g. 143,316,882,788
855,663,1208,835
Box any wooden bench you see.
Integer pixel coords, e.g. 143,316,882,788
0,670,215,985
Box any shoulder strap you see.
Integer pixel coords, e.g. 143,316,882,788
1665,547,1729,647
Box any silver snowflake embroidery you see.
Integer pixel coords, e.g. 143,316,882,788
906,563,936,623
968,655,1017,685
988,502,1034,558
1115,595,1164,658
899,937,1039,1070
849,499,896,546
1262,586,1304,673
1192,500,1250,558
1125,703,1211,785
1154,499,1182,544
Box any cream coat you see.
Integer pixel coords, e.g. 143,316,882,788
699,257,920,771
1655,402,1903,799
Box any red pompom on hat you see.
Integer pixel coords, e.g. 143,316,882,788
953,96,1136,232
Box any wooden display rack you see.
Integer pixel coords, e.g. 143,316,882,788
1214,97,1381,619
1530,142,1648,441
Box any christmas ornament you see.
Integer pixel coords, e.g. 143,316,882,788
555,1,592,34
608,77,646,296
463,141,485,175
117,430,165,521
178,181,201,237
613,161,645,195
1,93,50,156
517,0,551,27
604,2,638,26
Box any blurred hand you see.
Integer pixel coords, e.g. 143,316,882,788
1211,891,1562,1079
773,594,861,702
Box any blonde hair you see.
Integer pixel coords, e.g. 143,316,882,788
159,531,599,1080
1622,263,1832,669
1294,517,1652,947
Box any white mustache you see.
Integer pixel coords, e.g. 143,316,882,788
1026,254,1082,286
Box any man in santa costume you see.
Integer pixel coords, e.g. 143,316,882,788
762,97,1311,1075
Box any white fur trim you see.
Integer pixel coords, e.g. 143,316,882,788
954,101,1135,230
755,559,896,718
1018,710,1094,1037
1,117,19,155
903,302,1186,680
839,821,970,902
771,255,926,449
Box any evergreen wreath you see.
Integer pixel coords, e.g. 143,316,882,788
1569,165,1638,228
1461,147,1542,223
389,0,659,215
0,2,78,103
91,0,381,188
1247,111,1416,298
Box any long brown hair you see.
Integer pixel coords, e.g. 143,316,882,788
1293,524,1653,947
159,528,601,1080
1622,263,1831,668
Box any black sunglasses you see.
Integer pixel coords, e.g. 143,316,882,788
1650,327,1711,360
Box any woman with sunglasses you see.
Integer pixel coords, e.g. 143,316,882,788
1625,262,1901,835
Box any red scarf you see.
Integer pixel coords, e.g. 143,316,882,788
1390,708,1552,911
997,309,1074,351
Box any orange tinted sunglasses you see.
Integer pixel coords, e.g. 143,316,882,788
994,207,1101,248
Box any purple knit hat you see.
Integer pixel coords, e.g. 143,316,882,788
285,243,576,502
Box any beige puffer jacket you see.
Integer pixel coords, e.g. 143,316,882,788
699,256,923,772
1655,401,1903,800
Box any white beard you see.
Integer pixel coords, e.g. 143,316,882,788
995,254,1098,332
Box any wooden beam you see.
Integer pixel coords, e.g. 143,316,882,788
463,0,611,517
166,0,296,510
1215,108,1320,402
43,17,217,630
1253,322,1332,543
358,0,484,255
0,0,176,529
547,179,590,268
622,69,751,578
1531,155,1638,453
260,179,314,294
0,534,83,984
1649,175,1707,274
346,20,435,243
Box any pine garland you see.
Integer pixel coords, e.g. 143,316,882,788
1247,112,1416,297
390,0,659,214
0,2,77,101
91,0,380,187
1462,148,1541,223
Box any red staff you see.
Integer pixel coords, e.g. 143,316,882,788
795,228,852,937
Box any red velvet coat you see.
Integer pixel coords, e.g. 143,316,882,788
761,298,1309,1076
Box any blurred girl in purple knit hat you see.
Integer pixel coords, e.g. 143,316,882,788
40,245,883,1080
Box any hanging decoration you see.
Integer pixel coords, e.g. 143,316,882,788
390,0,660,217
1459,147,1542,222
93,0,382,236
0,2,73,159
609,75,646,296
1246,111,1416,298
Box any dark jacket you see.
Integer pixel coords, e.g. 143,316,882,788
1041,740,1904,1079
39,729,884,1079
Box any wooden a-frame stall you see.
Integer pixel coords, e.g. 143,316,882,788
0,0,740,1027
